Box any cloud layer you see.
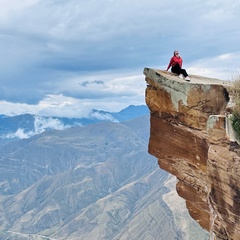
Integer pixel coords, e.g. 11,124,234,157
0,0,239,116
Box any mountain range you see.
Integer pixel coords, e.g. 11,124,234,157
0,105,149,141
0,106,208,239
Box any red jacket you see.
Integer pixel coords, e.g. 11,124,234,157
167,56,183,70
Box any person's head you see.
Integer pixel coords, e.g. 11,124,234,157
173,50,179,56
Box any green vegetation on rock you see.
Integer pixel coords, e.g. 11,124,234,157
229,78,240,140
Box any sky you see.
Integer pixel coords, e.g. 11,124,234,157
0,0,240,118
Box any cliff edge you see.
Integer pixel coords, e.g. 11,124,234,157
144,68,240,240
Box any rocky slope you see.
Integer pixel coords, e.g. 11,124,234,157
144,68,240,240
0,115,208,239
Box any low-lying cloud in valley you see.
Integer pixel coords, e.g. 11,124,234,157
4,116,70,139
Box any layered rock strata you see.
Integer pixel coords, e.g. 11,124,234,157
144,68,240,240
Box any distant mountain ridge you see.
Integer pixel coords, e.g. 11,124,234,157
0,105,149,140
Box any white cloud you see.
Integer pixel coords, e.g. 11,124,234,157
0,72,146,117
5,128,31,139
60,71,145,97
4,116,68,139
0,95,93,118
186,51,240,80
89,112,118,122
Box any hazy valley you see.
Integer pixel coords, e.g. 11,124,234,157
0,107,208,239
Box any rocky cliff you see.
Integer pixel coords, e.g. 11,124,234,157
144,68,240,240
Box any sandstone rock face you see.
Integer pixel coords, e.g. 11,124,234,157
144,68,240,240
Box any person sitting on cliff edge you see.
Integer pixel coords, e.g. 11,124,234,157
166,50,190,81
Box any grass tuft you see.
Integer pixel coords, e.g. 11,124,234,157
229,77,240,140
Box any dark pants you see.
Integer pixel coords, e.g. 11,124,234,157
171,63,188,77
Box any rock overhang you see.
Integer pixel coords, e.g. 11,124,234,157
144,68,240,240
